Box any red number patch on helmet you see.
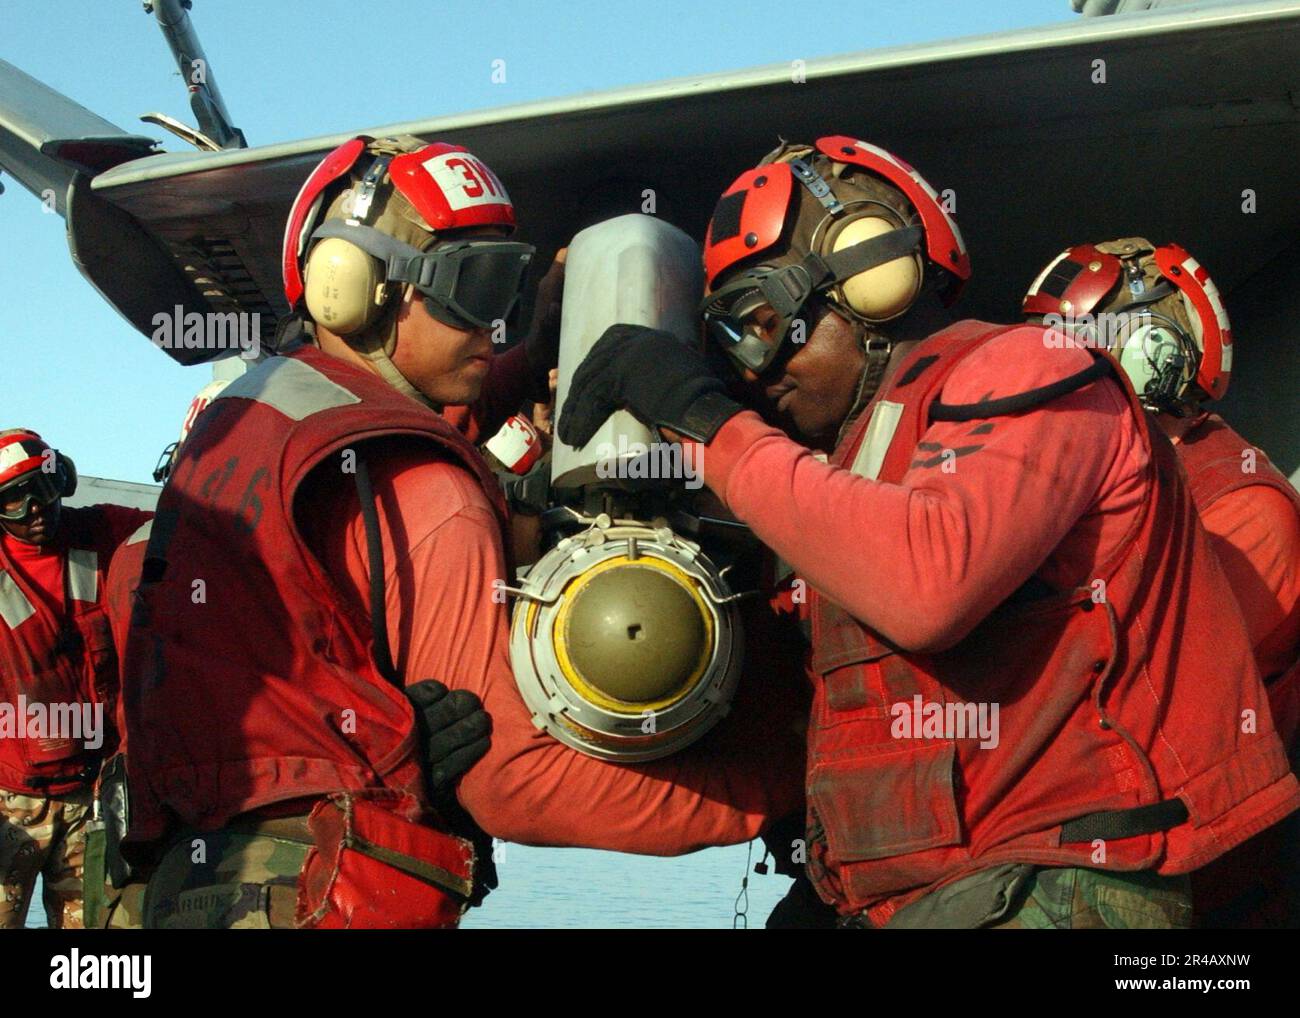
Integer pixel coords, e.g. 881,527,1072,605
421,151,511,212
389,144,517,233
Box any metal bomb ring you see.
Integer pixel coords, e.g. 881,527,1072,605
507,516,744,762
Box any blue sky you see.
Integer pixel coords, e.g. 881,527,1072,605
0,0,1069,482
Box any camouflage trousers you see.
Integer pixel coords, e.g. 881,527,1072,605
0,786,92,929
102,828,310,929
988,867,1194,929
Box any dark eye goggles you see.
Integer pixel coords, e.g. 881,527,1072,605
402,239,535,330
311,220,535,331
0,470,63,521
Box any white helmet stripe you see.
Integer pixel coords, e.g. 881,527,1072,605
1026,249,1073,298
853,140,967,256
1183,257,1231,332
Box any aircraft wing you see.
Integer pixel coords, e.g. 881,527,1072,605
2,0,1298,468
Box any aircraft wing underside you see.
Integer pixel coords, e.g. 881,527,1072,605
2,0,1298,468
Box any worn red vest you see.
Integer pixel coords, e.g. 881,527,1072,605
1179,414,1300,928
120,344,508,841
0,509,123,794
805,322,1300,921
1179,413,1300,741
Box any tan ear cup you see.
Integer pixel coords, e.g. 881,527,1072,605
303,237,387,336
828,215,922,321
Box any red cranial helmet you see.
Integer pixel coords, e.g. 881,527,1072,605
279,136,533,402
700,135,970,375
0,430,77,522
1024,237,1232,410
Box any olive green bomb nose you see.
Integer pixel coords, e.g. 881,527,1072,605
560,563,709,705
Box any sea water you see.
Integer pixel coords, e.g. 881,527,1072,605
27,843,793,929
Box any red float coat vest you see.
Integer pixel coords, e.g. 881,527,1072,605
119,344,508,842
0,507,143,794
1178,413,1300,747
804,322,1300,921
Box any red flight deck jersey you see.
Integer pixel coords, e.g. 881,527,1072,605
114,340,804,854
695,320,1299,920
1175,413,1300,711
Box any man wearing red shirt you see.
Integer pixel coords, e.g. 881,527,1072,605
1024,238,1300,926
0,430,149,928
561,136,1299,928
106,136,804,928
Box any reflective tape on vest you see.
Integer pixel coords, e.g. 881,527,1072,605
67,548,98,602
849,400,905,481
216,356,361,421
0,569,35,628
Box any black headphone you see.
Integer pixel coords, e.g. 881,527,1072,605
56,452,78,498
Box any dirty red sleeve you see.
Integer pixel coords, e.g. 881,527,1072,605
697,327,1147,653
1200,485,1300,680
307,445,806,854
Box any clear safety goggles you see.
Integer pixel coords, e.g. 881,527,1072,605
700,268,815,376
0,470,62,521
701,224,923,376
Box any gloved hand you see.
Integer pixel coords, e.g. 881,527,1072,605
557,324,744,448
406,680,491,803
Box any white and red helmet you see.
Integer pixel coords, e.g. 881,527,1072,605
282,136,519,309
1024,239,1233,404
0,430,76,520
0,430,54,489
483,414,543,475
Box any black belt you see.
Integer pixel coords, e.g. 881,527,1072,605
1059,797,1189,843
25,761,100,791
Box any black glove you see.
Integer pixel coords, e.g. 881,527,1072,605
406,679,491,803
557,324,744,448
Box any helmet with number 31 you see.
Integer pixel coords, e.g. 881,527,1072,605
281,135,535,398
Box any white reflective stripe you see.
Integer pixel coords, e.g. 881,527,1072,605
849,400,905,481
67,548,98,602
215,356,360,421
1025,250,1071,298
126,519,153,546
854,140,966,255
1220,343,1234,372
0,570,35,628
0,443,31,473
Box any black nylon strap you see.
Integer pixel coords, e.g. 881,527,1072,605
929,356,1115,422
818,224,923,286
1059,797,1189,843
353,453,400,688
